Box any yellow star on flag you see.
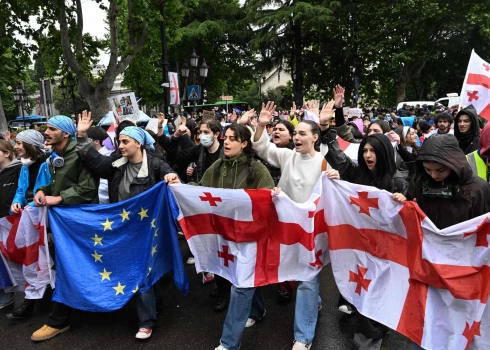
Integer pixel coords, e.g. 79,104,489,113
101,218,114,231
99,268,112,281
132,285,139,294
151,245,158,257
113,282,126,296
91,251,103,263
151,218,156,228
91,234,103,246
154,228,159,237
147,267,152,276
138,207,149,220
119,209,130,222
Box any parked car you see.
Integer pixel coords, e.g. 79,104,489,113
436,93,460,108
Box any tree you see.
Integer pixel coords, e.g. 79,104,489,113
0,0,38,131
244,0,339,106
34,0,152,120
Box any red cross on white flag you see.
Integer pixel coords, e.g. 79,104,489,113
168,72,180,105
460,50,490,120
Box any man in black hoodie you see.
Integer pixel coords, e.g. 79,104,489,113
454,104,481,154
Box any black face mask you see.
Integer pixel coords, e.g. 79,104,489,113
421,178,460,199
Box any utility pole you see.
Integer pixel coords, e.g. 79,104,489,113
160,0,170,115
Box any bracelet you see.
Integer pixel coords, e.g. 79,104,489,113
158,126,163,129
319,124,329,126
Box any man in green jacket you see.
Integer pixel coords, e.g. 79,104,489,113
467,123,490,183
32,115,98,342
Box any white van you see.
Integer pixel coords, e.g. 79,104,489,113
396,101,435,111
436,93,460,108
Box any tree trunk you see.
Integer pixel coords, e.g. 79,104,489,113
293,22,303,106
0,95,7,133
396,81,408,104
84,86,111,121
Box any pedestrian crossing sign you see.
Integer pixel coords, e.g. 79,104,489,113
187,85,201,101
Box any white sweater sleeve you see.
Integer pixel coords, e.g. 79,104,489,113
252,129,291,169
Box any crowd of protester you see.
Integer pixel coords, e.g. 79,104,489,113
0,84,489,350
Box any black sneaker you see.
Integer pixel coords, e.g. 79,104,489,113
6,299,36,321
213,294,229,312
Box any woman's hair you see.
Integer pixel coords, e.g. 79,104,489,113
273,120,295,149
298,120,321,152
0,140,14,161
355,135,395,192
368,120,391,134
217,124,256,183
22,142,45,161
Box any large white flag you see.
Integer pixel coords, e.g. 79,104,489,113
460,50,490,120
0,207,54,298
170,175,490,350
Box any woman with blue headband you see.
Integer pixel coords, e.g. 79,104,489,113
76,111,179,340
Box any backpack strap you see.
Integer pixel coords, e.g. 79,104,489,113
151,155,161,184
321,158,327,172
234,158,256,188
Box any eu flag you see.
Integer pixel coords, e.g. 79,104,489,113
49,182,188,312
0,255,13,289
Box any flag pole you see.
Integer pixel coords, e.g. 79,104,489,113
458,49,474,111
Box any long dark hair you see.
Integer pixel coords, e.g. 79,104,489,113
298,120,321,152
217,124,256,183
272,120,295,149
355,134,396,192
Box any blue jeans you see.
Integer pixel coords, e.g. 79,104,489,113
294,275,320,344
412,343,424,349
0,290,14,306
220,286,265,350
135,285,158,329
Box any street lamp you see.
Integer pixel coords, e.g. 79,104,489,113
199,59,209,78
67,73,77,118
181,62,189,78
189,49,199,67
13,85,27,129
59,81,67,96
180,51,210,111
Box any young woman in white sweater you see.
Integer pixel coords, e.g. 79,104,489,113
252,101,339,350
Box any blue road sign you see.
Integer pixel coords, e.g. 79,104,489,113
187,85,201,101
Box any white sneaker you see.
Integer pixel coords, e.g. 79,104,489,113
338,304,353,314
135,328,152,339
186,257,195,265
245,318,256,328
214,345,228,350
245,309,266,328
292,340,312,350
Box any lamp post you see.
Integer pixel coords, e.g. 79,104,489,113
180,50,210,111
14,85,28,129
67,73,77,118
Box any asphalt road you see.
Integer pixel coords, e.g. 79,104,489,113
0,240,412,350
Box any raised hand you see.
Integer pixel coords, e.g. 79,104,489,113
289,103,297,118
258,101,276,127
77,110,93,137
237,108,255,125
333,85,344,108
319,100,336,125
305,100,320,117
173,124,188,138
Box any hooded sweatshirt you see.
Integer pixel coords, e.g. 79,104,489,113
454,104,480,154
409,134,490,229
0,159,22,217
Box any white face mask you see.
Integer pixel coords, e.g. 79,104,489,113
200,135,214,148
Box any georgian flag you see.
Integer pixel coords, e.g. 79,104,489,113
170,175,490,350
460,50,490,120
168,72,180,105
0,207,54,298
170,183,329,288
